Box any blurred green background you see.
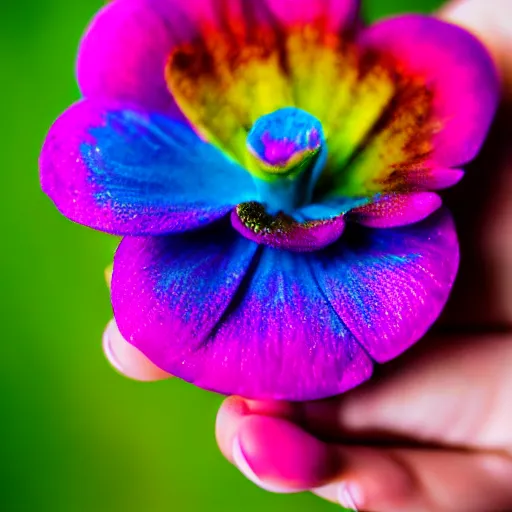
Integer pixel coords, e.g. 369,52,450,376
0,0,442,510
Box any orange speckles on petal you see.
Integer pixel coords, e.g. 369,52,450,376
165,9,439,199
331,76,436,196
166,14,292,162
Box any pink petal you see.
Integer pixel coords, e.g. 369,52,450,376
350,192,442,228
360,15,499,168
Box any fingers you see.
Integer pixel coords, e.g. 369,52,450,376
103,319,172,381
218,408,512,511
216,398,418,500
103,264,171,381
217,335,512,457
316,446,512,511
297,334,512,451
225,413,340,493
440,0,512,89
216,396,296,464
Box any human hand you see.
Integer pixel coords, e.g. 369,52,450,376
212,2,512,510
213,334,512,511
102,1,512,510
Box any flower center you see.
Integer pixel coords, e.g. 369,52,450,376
246,108,327,214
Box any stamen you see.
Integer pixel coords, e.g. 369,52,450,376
247,107,324,177
246,108,327,213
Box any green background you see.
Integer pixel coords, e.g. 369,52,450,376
0,1,442,510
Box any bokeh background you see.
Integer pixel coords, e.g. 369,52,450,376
0,0,443,510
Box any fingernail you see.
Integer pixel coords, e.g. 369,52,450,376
104,264,113,288
103,320,172,381
232,435,294,494
103,321,125,374
338,482,362,511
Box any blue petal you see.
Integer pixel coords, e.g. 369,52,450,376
310,210,459,362
113,233,373,401
207,248,373,400
40,100,258,235
112,225,259,382
295,196,371,221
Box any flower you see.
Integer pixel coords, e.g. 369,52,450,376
40,0,498,401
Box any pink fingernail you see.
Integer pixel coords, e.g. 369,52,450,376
102,321,125,374
338,482,362,511
232,435,295,494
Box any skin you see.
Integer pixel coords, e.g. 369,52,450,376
103,1,512,509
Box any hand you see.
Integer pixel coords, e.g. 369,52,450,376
102,1,512,510
212,2,512,510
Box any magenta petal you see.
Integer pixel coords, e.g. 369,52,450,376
80,0,354,113
361,15,499,168
200,249,373,401
231,203,345,252
78,0,177,113
113,231,373,401
310,211,459,363
350,192,442,229
267,0,360,31
77,0,217,113
409,168,464,190
112,228,259,382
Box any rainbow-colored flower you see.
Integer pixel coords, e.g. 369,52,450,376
40,0,499,400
